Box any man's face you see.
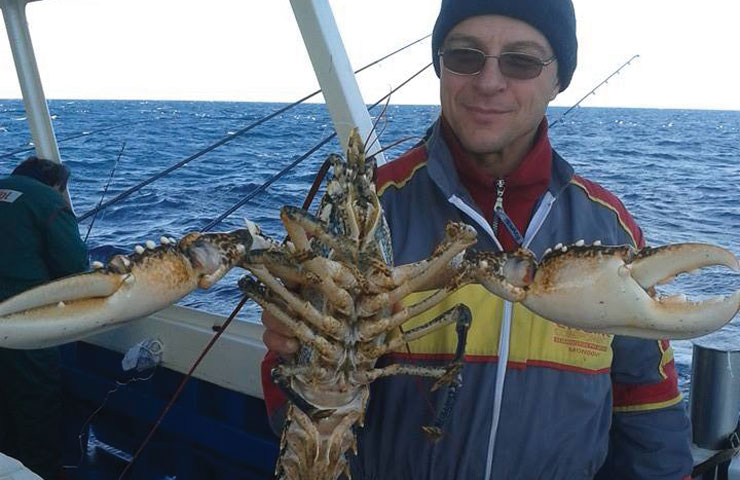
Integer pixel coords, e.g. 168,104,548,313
440,15,560,159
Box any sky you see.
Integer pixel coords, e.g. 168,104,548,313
0,0,739,111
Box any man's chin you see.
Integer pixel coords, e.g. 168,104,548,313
459,136,506,156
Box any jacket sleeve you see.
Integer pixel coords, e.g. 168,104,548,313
585,187,693,479
595,336,693,480
42,203,89,279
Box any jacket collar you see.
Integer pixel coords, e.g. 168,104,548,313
425,116,574,205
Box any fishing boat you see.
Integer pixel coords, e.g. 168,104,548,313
1,0,738,479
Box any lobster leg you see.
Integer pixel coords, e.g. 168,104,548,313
239,277,342,361
281,206,358,259
358,305,471,374
359,266,473,340
357,224,477,316
246,266,348,339
251,253,356,316
364,222,477,291
356,306,471,441
353,363,453,385
359,304,470,361
248,250,361,292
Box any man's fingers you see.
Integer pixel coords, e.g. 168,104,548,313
263,329,299,355
261,311,299,355
262,311,295,337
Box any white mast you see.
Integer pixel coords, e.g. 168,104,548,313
290,0,386,165
0,0,72,206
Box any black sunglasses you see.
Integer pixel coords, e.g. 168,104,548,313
439,47,555,79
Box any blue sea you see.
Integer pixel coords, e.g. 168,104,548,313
0,99,738,396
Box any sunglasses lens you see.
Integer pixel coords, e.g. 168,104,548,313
443,48,485,75
498,53,544,80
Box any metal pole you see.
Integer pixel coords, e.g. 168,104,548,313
1,0,72,208
289,0,386,165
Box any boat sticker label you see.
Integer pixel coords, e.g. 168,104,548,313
0,189,22,203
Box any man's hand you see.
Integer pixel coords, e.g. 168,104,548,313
262,311,300,356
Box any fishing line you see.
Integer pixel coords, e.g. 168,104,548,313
83,142,125,243
200,134,337,232
201,61,432,232
550,54,640,128
64,368,158,475
0,119,153,161
364,92,393,154
78,34,431,223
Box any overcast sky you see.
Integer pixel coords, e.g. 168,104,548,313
1,0,738,110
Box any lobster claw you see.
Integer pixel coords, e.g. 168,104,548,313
520,243,740,340
0,229,257,349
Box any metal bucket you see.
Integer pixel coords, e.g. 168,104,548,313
690,336,740,450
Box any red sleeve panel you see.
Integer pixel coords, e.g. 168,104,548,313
260,350,285,417
612,339,682,411
376,144,428,196
571,175,645,248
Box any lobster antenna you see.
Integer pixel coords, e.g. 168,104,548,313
550,54,640,128
364,90,392,155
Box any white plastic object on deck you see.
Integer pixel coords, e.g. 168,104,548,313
0,452,43,480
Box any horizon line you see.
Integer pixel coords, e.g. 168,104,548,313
1,97,738,113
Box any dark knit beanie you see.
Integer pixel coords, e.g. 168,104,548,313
432,0,577,91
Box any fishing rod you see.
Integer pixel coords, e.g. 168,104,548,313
550,54,640,128
78,34,431,223
83,142,125,243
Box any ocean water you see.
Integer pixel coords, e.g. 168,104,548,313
0,99,738,396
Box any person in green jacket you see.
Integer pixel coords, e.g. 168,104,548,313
0,157,88,479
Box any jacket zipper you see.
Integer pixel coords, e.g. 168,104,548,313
491,178,505,235
482,193,558,480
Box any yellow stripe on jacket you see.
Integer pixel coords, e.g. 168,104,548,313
396,285,614,374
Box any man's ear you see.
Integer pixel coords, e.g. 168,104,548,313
53,182,66,195
549,80,560,101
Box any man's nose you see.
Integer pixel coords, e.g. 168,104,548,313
474,57,507,92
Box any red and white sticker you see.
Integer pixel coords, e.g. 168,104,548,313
0,189,23,203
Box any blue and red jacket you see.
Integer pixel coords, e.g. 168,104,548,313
262,117,692,479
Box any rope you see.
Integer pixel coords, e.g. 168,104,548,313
691,430,740,478
77,34,430,223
